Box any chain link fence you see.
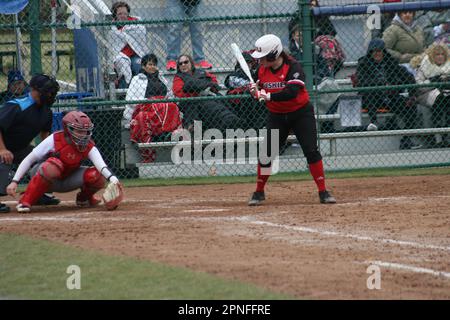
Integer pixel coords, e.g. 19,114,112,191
1,0,450,179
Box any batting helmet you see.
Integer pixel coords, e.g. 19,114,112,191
29,74,60,106
62,111,94,152
251,34,283,61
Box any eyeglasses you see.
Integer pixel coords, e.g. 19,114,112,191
178,60,190,66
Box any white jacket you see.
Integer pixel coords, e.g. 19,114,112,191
416,55,450,107
123,72,173,127
109,17,149,59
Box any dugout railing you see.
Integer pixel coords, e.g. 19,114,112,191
1,0,450,179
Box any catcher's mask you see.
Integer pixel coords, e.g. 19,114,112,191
29,74,60,106
62,111,94,152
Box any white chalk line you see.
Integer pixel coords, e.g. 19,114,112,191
183,208,231,213
364,260,450,279
162,215,450,252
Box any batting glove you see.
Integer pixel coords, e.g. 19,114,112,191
259,89,271,101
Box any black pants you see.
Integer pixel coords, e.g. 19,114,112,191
363,92,419,129
0,145,34,196
180,100,245,132
261,102,322,166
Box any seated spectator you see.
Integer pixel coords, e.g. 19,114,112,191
109,1,149,88
124,53,173,126
415,42,450,147
224,50,266,130
356,38,421,149
310,0,345,81
382,10,425,66
0,70,28,105
173,54,244,132
124,54,182,163
416,9,450,47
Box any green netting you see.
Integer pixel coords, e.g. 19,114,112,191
1,0,450,179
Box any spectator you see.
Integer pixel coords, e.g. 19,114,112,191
289,0,343,82
415,42,450,147
382,10,425,64
124,53,173,126
288,21,303,61
356,38,421,149
124,54,183,163
0,74,61,213
0,70,28,104
225,50,266,129
173,54,244,132
416,9,450,47
165,0,212,71
110,1,149,88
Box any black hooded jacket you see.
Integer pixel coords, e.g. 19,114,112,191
356,38,415,93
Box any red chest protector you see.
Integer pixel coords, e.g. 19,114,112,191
51,131,95,177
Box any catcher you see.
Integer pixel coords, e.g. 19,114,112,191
6,111,124,213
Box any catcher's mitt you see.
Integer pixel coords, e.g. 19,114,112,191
102,181,124,211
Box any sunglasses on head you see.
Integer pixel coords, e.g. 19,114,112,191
178,60,190,66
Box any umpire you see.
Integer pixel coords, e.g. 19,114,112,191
0,74,61,213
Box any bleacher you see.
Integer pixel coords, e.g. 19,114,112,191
47,0,450,178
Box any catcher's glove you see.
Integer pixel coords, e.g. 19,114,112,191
102,181,124,211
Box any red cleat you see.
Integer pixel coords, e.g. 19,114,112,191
195,60,213,69
166,60,177,71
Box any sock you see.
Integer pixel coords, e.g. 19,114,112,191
256,163,270,193
309,160,326,192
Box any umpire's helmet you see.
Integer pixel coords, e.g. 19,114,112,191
29,74,60,106
62,111,94,152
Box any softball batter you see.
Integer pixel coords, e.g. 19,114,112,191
248,34,336,206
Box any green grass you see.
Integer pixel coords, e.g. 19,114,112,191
120,166,450,188
0,233,291,300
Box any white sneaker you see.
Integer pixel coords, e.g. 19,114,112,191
16,203,31,213
367,123,378,131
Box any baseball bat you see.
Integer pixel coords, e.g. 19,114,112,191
230,43,265,102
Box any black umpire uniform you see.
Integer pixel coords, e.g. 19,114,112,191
0,74,60,213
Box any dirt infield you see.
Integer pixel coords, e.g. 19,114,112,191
1,175,449,299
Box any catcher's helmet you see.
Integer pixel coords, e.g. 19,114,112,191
62,111,94,152
251,34,283,61
29,74,60,106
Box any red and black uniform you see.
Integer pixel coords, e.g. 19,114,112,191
254,54,328,194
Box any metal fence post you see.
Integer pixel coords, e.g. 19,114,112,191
29,0,42,75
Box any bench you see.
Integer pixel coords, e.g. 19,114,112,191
45,49,74,72
0,51,17,75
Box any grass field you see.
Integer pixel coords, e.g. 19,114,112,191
0,233,290,300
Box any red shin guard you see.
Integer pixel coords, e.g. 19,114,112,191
308,160,326,192
20,173,51,207
256,163,271,192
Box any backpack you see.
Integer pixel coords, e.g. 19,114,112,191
314,35,346,66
